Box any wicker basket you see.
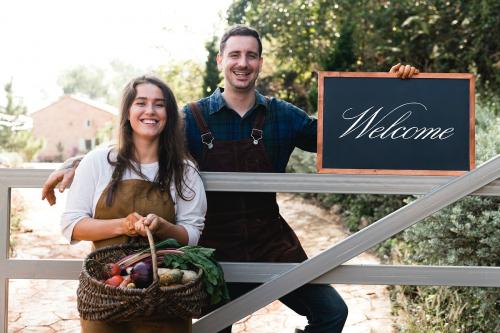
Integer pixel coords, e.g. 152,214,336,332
77,228,209,321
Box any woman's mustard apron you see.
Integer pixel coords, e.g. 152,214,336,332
80,179,191,333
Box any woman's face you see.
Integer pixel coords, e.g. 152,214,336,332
128,83,167,143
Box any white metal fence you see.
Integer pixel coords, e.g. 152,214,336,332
1,155,499,333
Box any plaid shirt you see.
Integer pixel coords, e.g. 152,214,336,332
182,88,317,173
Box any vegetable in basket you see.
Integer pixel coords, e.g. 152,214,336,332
104,275,124,287
103,238,229,305
130,261,153,288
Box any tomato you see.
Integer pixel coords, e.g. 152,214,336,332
105,263,121,277
105,275,124,287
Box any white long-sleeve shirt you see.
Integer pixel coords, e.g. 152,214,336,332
61,147,206,246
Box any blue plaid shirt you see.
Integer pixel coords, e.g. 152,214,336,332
182,88,317,173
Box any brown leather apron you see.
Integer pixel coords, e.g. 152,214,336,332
81,179,191,333
190,103,307,263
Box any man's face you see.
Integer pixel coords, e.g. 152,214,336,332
217,35,263,93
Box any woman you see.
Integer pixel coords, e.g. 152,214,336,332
61,75,206,332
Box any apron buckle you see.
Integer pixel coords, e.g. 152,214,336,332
201,132,214,149
251,129,263,145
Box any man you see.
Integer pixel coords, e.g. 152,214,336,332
43,25,417,332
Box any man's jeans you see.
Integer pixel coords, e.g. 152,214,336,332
218,282,348,333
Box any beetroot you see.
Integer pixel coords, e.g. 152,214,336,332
130,261,153,288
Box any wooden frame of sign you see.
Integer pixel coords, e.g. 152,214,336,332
317,72,475,175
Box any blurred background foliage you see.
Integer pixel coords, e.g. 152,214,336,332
227,0,499,112
224,1,499,332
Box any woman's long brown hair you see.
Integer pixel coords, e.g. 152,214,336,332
106,75,194,206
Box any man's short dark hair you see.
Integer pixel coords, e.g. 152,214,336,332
219,25,262,57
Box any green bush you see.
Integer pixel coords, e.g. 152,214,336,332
392,103,500,332
403,196,500,266
393,193,500,332
287,148,407,232
392,285,499,333
475,103,500,163
287,100,499,332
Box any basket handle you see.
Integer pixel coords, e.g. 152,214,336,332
145,226,159,283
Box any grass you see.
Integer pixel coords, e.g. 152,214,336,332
9,190,25,256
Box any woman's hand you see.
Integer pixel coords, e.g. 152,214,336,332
133,213,189,244
72,214,141,241
134,213,173,237
122,212,142,236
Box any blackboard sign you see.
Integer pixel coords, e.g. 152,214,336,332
317,72,475,175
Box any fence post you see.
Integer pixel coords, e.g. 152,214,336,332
0,182,10,333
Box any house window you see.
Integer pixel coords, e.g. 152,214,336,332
85,139,92,151
85,120,91,128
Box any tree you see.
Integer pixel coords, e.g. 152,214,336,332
227,0,500,108
1,80,27,116
309,19,357,112
156,60,204,107
0,80,43,161
320,20,356,71
202,36,221,97
107,60,144,106
226,0,364,111
57,65,109,100
58,62,145,107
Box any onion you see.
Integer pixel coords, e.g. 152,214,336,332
130,261,153,288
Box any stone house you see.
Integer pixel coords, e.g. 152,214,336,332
31,95,118,161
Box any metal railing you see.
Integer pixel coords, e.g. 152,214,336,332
1,155,499,333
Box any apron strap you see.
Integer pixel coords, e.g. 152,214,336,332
250,97,269,145
189,102,214,149
190,97,270,147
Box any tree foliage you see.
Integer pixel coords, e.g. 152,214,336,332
202,36,221,97
57,65,109,100
156,60,204,107
57,61,144,107
107,60,145,107
227,0,500,109
57,60,204,110
0,80,43,161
